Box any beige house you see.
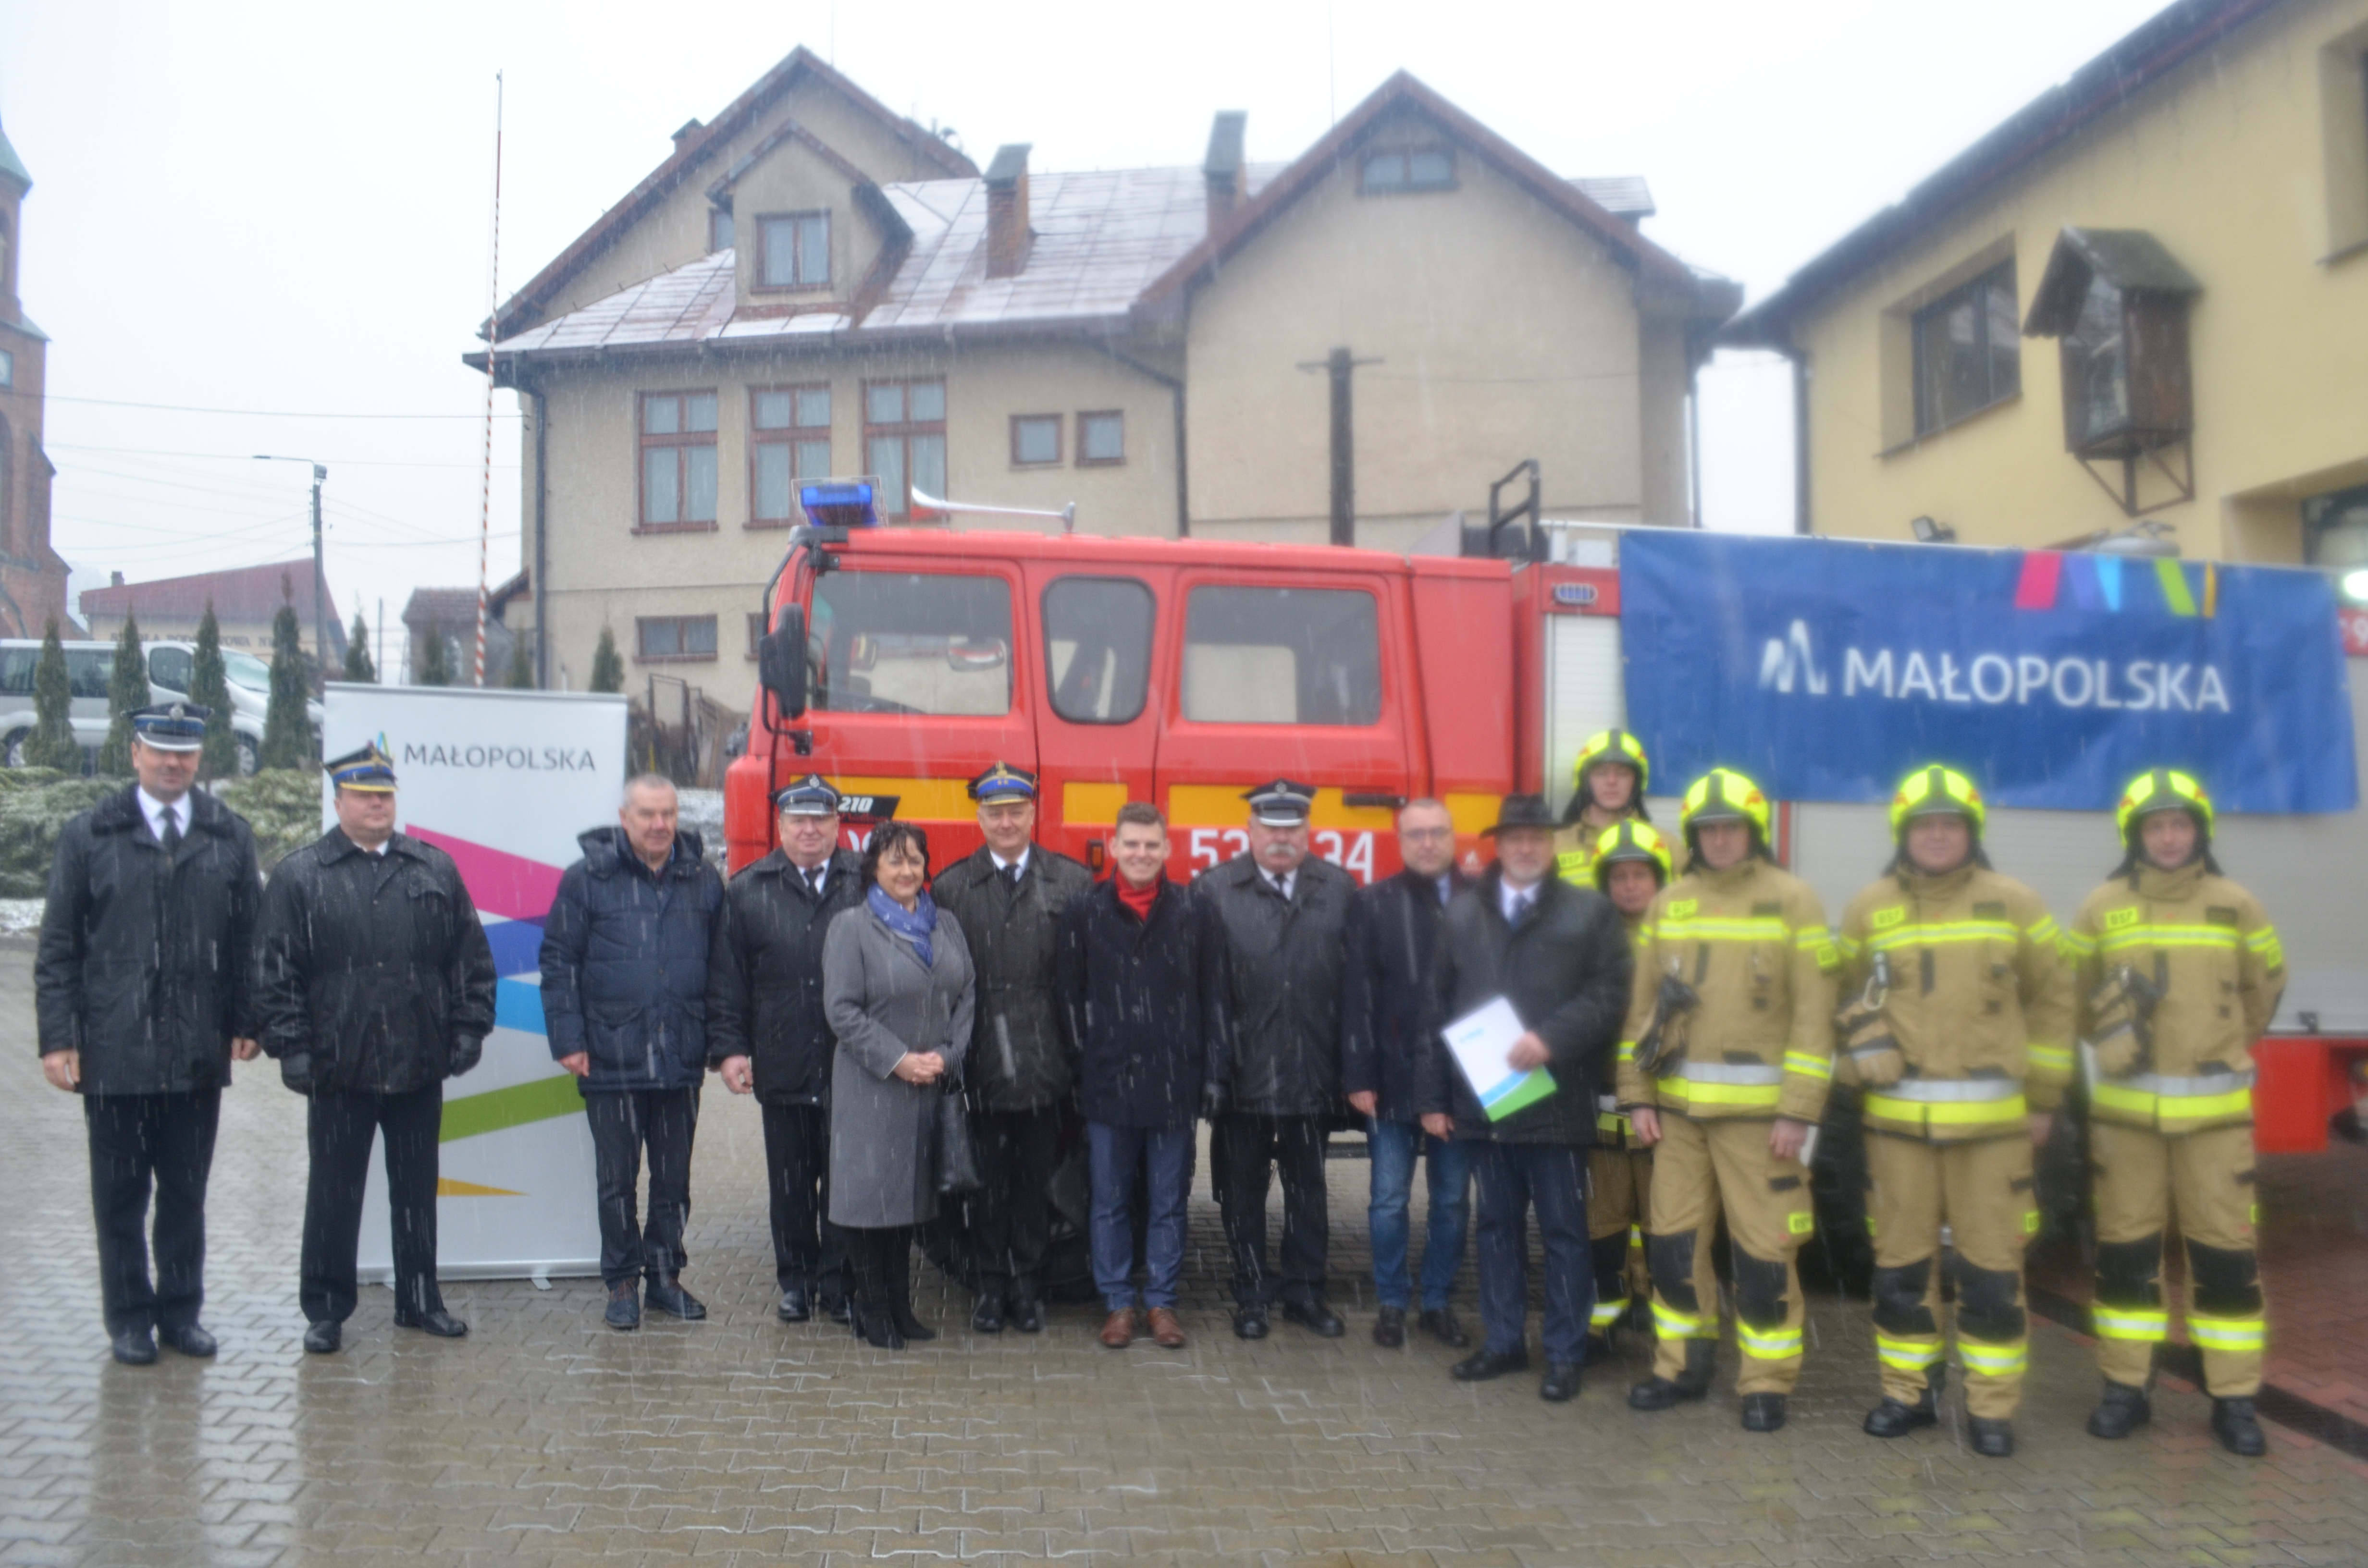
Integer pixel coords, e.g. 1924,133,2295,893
473,49,1737,706
1724,0,2368,568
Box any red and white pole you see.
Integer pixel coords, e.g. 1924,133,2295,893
474,72,504,686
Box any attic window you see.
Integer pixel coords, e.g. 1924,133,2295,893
758,211,829,290
1361,146,1455,194
0,348,11,389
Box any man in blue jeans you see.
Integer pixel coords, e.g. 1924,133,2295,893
1359,799,1475,1348
1056,803,1226,1350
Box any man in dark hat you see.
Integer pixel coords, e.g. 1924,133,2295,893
1422,794,1631,1404
37,704,261,1365
254,737,497,1354
1201,778,1373,1339
709,775,865,1323
930,761,1092,1332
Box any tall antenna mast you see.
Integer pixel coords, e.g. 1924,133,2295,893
474,71,505,687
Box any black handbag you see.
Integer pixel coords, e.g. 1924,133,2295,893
933,1076,981,1197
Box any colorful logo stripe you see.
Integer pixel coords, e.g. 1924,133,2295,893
2012,551,2209,617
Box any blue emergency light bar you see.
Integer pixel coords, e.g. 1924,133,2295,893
801,478,880,529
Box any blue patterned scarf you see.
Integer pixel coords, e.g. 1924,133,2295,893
867,884,937,967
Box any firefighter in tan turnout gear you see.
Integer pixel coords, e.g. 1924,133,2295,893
1583,821,1698,1364
2063,769,2283,1458
1620,769,1838,1433
1835,765,2073,1459
1555,729,1651,889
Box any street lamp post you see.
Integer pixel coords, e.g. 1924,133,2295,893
254,455,329,691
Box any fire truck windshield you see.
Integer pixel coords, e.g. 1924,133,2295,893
808,569,1013,716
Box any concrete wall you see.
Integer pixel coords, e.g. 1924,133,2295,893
1183,109,1657,550
1784,0,2368,560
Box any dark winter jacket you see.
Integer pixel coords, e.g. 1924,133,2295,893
1420,867,1632,1145
253,828,498,1095
539,826,725,1092
932,845,1093,1113
1055,877,1228,1130
35,786,260,1095
704,847,865,1105
1200,854,1374,1116
1360,865,1471,1123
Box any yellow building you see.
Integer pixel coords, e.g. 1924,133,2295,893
470,49,1737,703
1725,0,2368,571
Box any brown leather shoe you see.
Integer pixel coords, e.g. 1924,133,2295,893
1147,1308,1187,1349
1098,1309,1139,1349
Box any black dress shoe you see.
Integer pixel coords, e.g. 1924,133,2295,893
1418,1308,1471,1348
645,1276,706,1320
2211,1397,2267,1457
110,1328,158,1366
1233,1305,1270,1340
160,1323,217,1358
1740,1393,1788,1433
824,1295,852,1325
1863,1394,1937,1438
605,1283,641,1332
1539,1362,1583,1402
1009,1298,1043,1335
2085,1381,2151,1440
777,1288,812,1323
972,1298,1006,1334
1969,1416,2015,1458
889,1301,937,1342
855,1303,904,1350
1373,1307,1406,1348
394,1308,468,1338
302,1320,342,1355
1282,1300,1345,1337
1451,1347,1530,1381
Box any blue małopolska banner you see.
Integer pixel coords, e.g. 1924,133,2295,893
1619,531,2357,814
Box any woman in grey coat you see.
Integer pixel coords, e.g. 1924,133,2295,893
823,821,974,1349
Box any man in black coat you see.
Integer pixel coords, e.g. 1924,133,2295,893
253,738,497,1355
36,704,259,1365
1360,798,1476,1352
1057,801,1225,1352
1422,794,1632,1404
1200,778,1374,1339
930,762,1093,1333
708,774,864,1323
541,775,725,1332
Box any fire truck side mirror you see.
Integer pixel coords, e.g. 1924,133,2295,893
760,607,809,723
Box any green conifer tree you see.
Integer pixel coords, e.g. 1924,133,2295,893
95,613,148,776
259,604,315,770
23,617,79,772
589,625,624,694
190,601,239,778
344,612,377,683
416,624,452,686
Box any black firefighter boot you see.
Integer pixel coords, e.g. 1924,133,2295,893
1629,1338,1717,1410
2085,1380,2152,1440
1865,1365,1943,1438
2211,1398,2268,1457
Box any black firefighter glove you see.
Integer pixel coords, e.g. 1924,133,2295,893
1632,971,1700,1079
279,1051,314,1096
2086,965,2162,1079
450,1034,486,1078
1834,956,1905,1088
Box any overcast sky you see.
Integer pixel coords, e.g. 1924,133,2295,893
0,0,2167,670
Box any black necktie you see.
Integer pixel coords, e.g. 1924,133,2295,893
160,809,182,855
1007,862,1023,888
807,866,825,896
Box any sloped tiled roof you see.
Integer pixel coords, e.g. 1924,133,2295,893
80,561,341,637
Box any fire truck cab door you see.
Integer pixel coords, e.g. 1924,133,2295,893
1024,566,1169,876
799,560,1035,862
1159,569,1412,887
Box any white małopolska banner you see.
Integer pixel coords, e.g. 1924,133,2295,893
319,683,627,1282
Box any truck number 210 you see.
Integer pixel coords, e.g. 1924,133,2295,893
1187,829,1377,884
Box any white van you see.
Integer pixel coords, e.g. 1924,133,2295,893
0,639,325,774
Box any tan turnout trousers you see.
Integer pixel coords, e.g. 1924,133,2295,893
1587,1141,1656,1331
1647,1114,1812,1395
1867,1133,2036,1418
2090,1121,2265,1397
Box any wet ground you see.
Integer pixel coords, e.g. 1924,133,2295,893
4,948,2366,1567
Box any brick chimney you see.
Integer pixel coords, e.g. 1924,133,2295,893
984,144,1033,279
1203,111,1246,236
670,118,703,151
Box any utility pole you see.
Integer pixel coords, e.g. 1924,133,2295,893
255,454,330,691
1297,346,1380,546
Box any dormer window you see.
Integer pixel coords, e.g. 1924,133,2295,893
758,211,829,290
1361,146,1455,194
709,209,735,254
2024,227,2201,516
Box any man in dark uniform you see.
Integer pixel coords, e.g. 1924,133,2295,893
37,703,260,1365
931,762,1093,1333
1202,778,1373,1339
708,775,864,1323
254,738,497,1354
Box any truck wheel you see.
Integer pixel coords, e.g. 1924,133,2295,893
2,729,28,768
235,735,261,776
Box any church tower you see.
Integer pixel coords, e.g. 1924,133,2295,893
0,113,70,637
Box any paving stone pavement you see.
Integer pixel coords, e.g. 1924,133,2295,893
5,950,2367,1567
